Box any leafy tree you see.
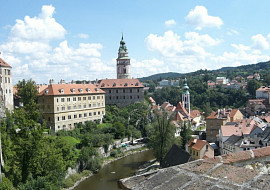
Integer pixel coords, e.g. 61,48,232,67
113,122,125,139
78,146,101,172
180,122,193,150
247,79,261,98
16,79,38,106
150,111,176,162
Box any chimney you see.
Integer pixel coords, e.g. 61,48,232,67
49,79,54,85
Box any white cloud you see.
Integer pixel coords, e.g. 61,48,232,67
184,32,221,47
146,31,183,57
77,33,89,39
0,5,109,84
227,29,239,36
185,6,223,30
164,19,176,27
10,5,66,41
251,34,269,50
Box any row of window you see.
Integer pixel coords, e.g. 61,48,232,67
57,95,103,103
56,102,104,111
108,95,141,100
57,111,104,121
108,89,140,93
0,69,11,75
0,77,11,83
57,119,101,130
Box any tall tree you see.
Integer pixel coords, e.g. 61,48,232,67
180,122,193,150
16,79,38,106
150,111,175,162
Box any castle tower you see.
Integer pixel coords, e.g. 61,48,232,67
182,78,190,119
117,34,131,79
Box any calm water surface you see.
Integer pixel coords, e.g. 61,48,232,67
74,149,154,190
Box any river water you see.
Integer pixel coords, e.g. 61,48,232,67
74,149,154,190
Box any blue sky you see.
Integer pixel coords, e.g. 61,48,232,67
1,0,270,84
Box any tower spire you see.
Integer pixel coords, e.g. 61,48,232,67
116,34,131,79
182,78,190,119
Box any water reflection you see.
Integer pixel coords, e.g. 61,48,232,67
74,150,154,190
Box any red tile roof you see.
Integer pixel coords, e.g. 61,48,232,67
190,110,201,119
0,58,12,68
229,109,238,118
256,86,270,92
188,138,207,151
38,84,104,96
175,102,189,117
97,78,143,88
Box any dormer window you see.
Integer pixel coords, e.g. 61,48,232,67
71,88,75,93
113,83,116,87
124,82,128,86
135,82,139,86
79,88,83,93
95,88,99,92
44,89,49,94
86,88,91,93
101,83,105,87
59,89,64,94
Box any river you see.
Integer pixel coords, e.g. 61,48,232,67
74,149,154,190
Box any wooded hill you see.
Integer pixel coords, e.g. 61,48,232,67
139,60,270,82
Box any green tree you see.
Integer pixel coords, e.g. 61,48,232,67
150,111,176,162
247,79,261,98
180,122,193,150
16,79,38,106
113,122,125,139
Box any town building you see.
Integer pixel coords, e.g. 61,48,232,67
187,138,214,160
117,34,131,79
97,78,144,107
38,83,105,132
97,35,144,107
256,86,270,99
206,108,243,142
0,58,13,114
216,77,228,85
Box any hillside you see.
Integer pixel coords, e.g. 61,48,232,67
139,60,270,81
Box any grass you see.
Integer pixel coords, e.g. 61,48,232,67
60,136,80,147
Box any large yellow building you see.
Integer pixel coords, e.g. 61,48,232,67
38,83,105,132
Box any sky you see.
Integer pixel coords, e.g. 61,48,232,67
1,0,270,84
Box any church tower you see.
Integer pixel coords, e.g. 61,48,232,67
182,78,190,119
117,34,131,79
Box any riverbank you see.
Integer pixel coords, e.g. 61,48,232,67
63,145,149,190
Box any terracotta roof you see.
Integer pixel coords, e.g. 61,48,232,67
221,119,262,137
188,138,207,151
165,106,176,112
174,111,185,122
97,78,143,88
247,75,254,79
38,83,104,96
190,110,201,119
207,82,216,86
256,86,270,92
175,102,189,117
229,109,239,118
0,58,12,68
37,85,48,93
161,102,171,109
